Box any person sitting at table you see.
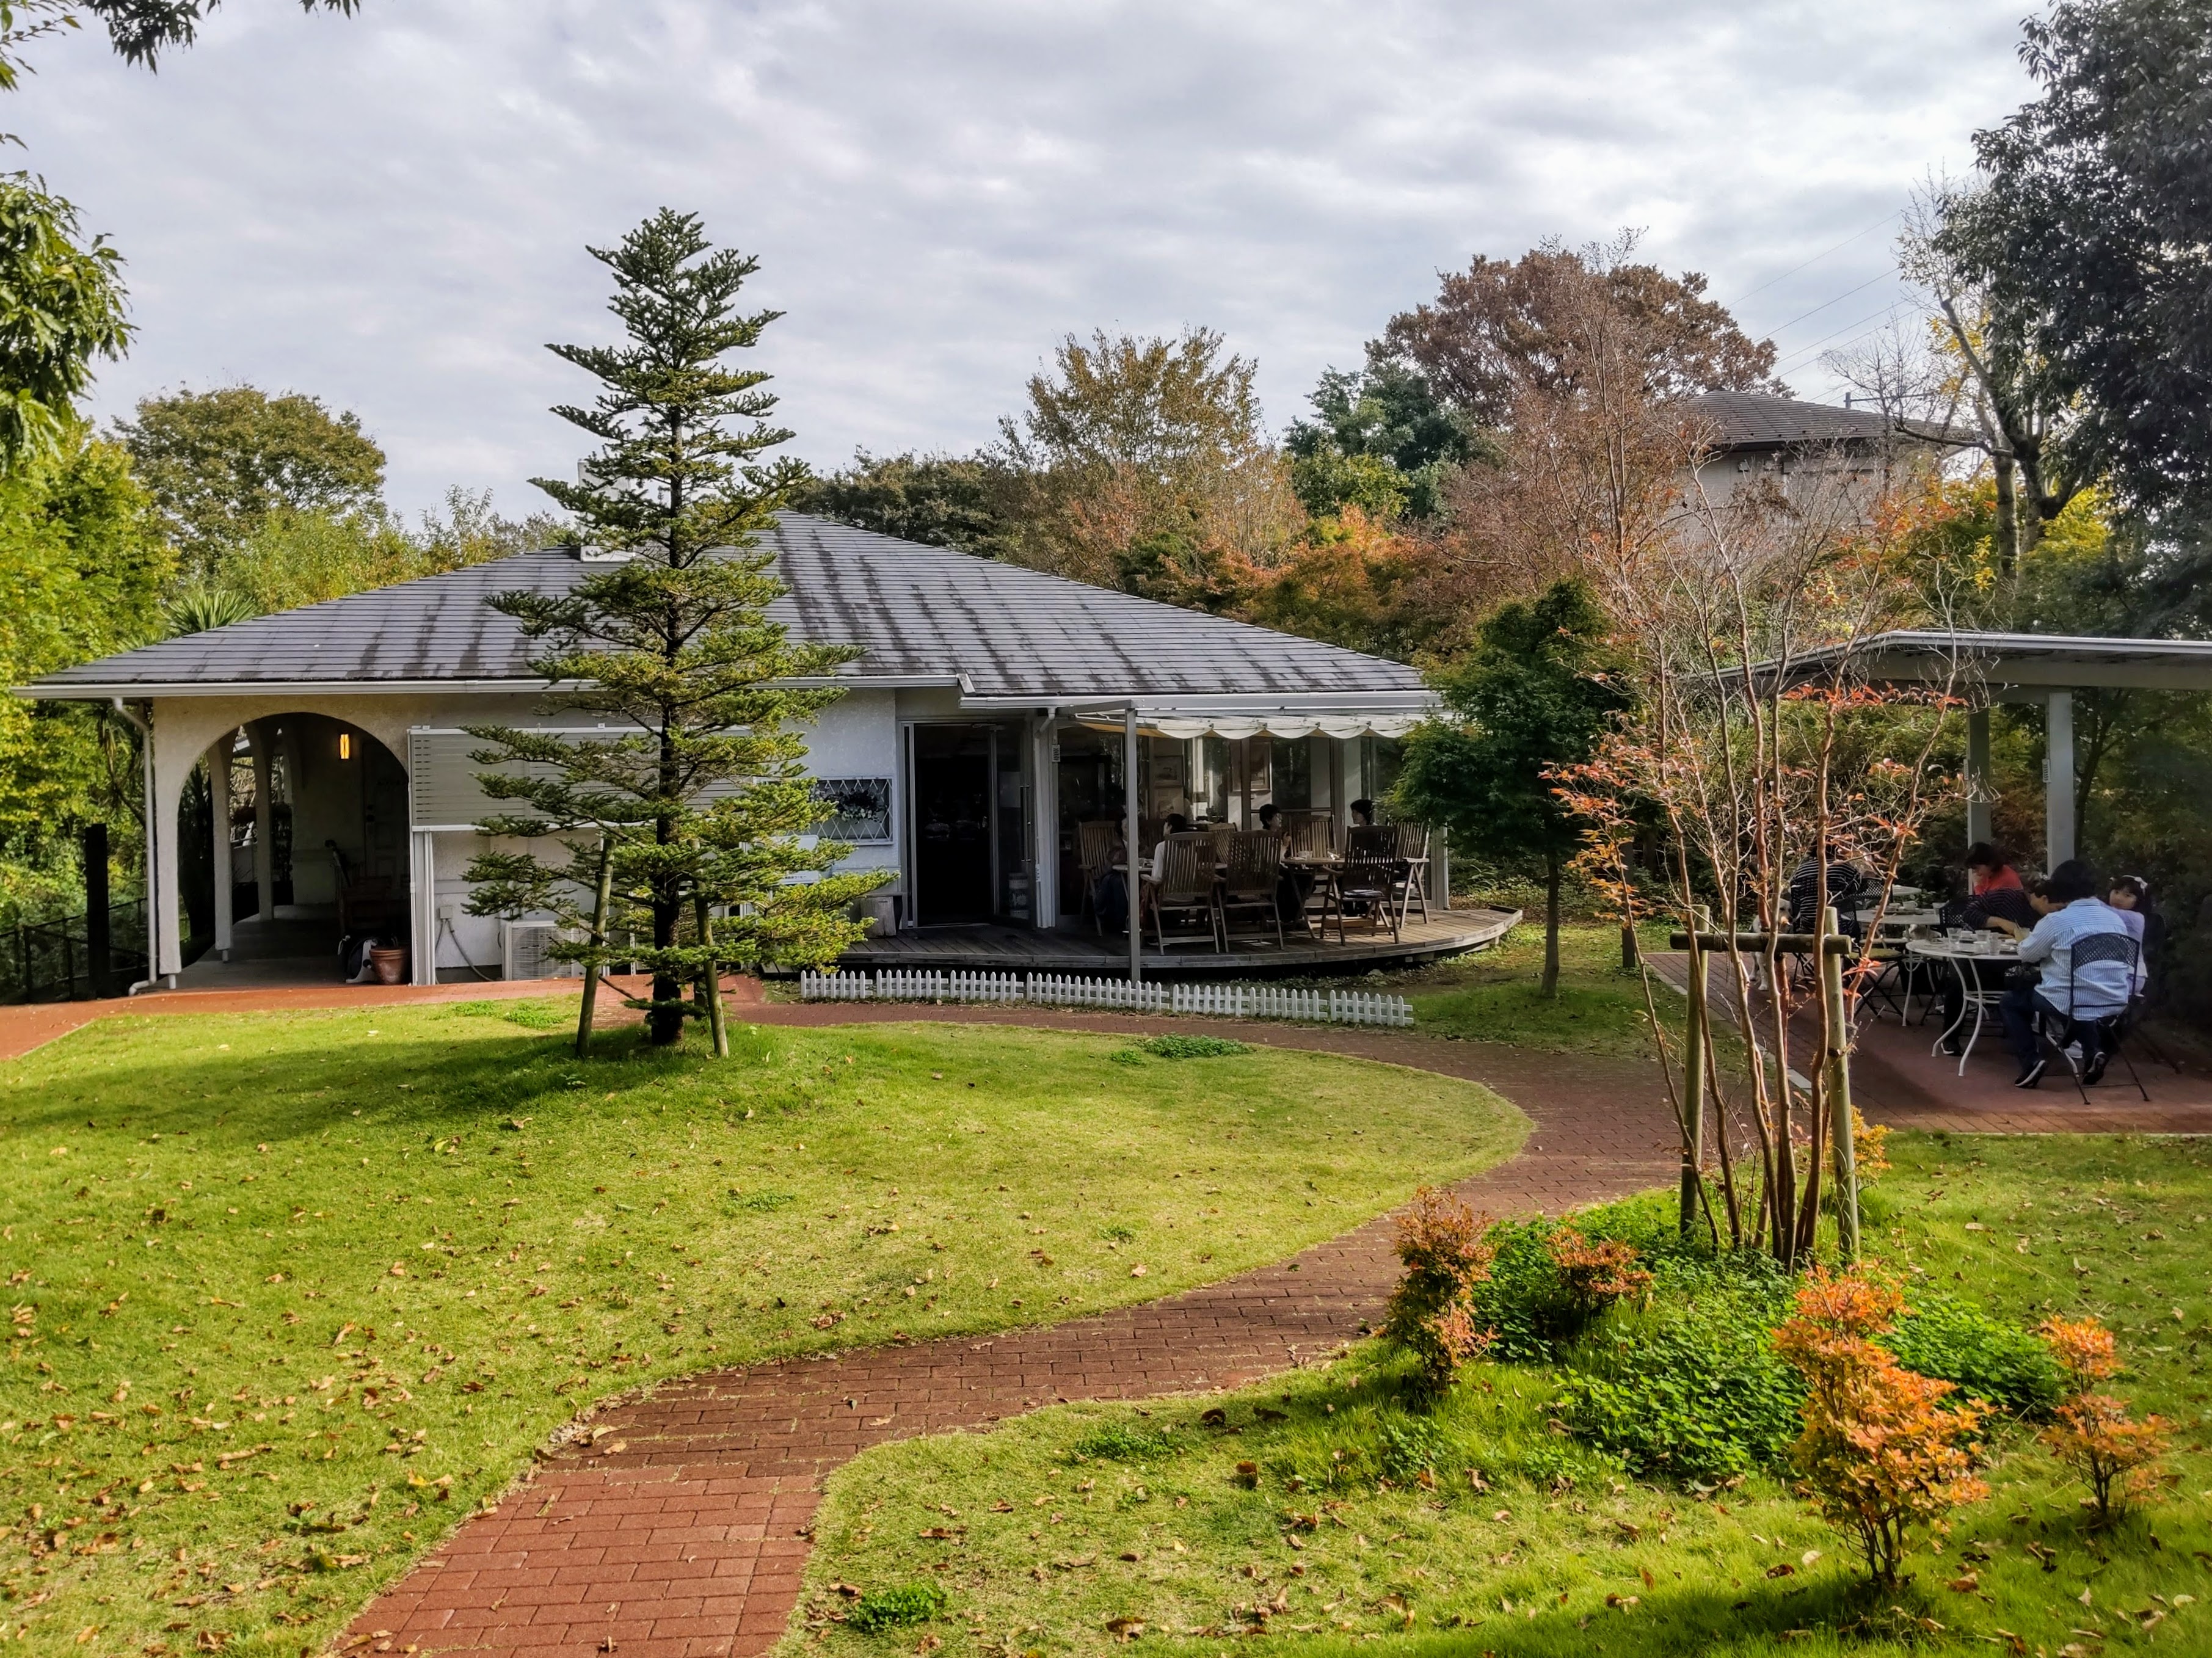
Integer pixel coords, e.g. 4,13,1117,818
1959,842,2037,933
1991,859,2134,1088
1257,802,1318,923
1349,798,1377,828
1150,812,1190,879
2106,874,2160,992
1967,842,2023,896
1936,875,2045,1054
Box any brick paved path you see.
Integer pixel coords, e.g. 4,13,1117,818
343,1014,1680,1658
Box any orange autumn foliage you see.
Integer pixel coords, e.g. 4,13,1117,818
1772,1265,1988,1585
1545,1227,1654,1318
2037,1315,2170,1529
1383,1186,1496,1395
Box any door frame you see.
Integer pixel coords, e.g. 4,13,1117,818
900,718,1022,928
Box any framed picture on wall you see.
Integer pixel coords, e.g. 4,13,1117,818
810,777,894,842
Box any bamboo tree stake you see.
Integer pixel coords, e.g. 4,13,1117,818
695,892,730,1059
1679,908,1707,1239
575,834,614,1058
1820,904,1862,1262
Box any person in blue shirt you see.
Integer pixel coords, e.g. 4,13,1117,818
1989,859,2136,1088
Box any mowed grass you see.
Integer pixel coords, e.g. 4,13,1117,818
1402,922,1670,1056
0,1004,1523,1655
785,1133,2212,1658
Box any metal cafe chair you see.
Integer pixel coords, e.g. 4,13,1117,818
1220,831,1286,950
1145,834,1224,953
2050,932,2151,1105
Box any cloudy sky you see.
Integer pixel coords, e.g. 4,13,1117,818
29,0,2033,515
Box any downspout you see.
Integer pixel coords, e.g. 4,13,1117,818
112,698,159,995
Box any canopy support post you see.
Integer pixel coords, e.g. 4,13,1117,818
2046,690,2075,868
1965,705,1993,851
1125,706,1141,984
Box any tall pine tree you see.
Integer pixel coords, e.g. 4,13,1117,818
465,209,876,1050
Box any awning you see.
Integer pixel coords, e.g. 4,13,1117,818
1064,696,1435,741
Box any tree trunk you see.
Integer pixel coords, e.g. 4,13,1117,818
1993,453,2020,578
1541,850,1562,998
575,835,614,1058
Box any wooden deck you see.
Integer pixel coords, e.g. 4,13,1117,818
831,907,1519,978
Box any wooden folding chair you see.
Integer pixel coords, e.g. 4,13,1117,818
1145,834,1224,953
1220,831,1286,949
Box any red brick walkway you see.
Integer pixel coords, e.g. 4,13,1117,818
341,1014,1680,1658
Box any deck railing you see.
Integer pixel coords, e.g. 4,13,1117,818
797,968,1413,1028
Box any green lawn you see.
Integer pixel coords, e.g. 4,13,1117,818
0,1004,1522,1655
1400,922,1668,1056
785,1133,2212,1658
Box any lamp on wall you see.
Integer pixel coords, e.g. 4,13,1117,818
338,732,352,761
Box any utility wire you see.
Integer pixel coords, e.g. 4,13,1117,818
1723,209,1903,310
1772,300,1913,377
1763,269,1896,338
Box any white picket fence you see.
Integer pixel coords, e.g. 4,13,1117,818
796,968,1413,1028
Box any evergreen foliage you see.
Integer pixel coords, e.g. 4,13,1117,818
1394,578,1629,994
464,209,878,1049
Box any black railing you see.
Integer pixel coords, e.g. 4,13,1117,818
1,898,150,1003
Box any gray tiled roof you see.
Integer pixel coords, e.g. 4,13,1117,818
1685,390,1963,451
24,514,1425,702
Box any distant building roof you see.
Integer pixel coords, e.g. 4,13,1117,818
20,513,1428,708
1683,389,1966,454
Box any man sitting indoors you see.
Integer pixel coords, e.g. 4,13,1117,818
1989,859,2134,1088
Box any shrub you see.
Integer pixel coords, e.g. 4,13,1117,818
1074,1421,1179,1461
1773,1265,1988,1586
1381,1187,1496,1395
1477,1219,1651,1362
1883,1296,2062,1416
1559,1301,1802,1482
1135,1034,1251,1059
847,1582,947,1632
2037,1315,2171,1529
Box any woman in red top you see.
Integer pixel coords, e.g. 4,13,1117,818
1966,842,2023,895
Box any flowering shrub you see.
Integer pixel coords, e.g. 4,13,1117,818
1548,1227,1655,1318
1772,1265,1989,1585
1382,1187,1496,1395
2038,1315,2170,1529
1475,1218,1653,1362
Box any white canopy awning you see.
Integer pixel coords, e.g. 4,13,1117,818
1063,695,1435,741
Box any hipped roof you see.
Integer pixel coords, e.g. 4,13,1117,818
21,514,1430,714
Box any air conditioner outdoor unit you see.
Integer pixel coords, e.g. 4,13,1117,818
503,920,580,981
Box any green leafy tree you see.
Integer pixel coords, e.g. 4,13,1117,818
1393,579,1628,995
0,2,359,81
0,421,169,922
1284,354,1480,520
464,209,877,1051
1947,0,2212,523
0,174,128,469
793,448,1018,558
114,384,385,576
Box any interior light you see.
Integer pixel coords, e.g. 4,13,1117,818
338,733,352,760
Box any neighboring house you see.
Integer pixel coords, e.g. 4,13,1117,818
20,514,1436,986
1681,389,1966,513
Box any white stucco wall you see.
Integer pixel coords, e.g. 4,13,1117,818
144,687,909,982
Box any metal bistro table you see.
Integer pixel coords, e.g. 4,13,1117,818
1905,933,2022,1072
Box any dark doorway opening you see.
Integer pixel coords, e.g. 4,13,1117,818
914,726,995,924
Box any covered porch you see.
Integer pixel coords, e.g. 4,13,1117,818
1762,631,2212,863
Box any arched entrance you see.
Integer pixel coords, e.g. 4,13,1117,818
172,711,413,989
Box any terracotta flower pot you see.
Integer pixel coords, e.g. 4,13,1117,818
368,946,407,986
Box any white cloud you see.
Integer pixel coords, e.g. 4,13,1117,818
27,0,2028,512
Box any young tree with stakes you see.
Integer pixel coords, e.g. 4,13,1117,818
465,209,878,1052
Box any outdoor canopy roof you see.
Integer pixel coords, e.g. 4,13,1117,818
1068,700,1429,740
1752,629,2212,697
18,513,1432,714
